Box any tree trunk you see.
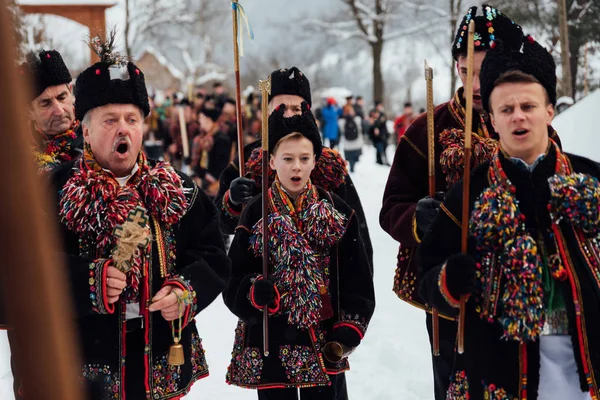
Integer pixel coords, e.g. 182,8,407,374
125,0,132,57
558,0,573,98
569,36,581,99
372,40,384,104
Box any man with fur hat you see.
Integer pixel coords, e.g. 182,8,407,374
223,102,374,399
419,34,598,400
378,5,562,399
215,66,373,272
49,34,231,400
20,50,82,173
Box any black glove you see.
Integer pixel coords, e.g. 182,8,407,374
415,191,445,234
444,253,477,299
328,326,362,348
251,278,277,308
229,177,256,206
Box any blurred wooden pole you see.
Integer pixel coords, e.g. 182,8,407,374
558,0,573,98
0,4,84,400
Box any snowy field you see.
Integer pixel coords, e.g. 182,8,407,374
0,145,434,400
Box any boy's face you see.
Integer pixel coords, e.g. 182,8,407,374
270,135,316,198
489,81,554,165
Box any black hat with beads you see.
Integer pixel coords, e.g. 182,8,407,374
452,4,523,61
74,30,149,121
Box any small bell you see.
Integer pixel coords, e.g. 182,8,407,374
168,340,185,366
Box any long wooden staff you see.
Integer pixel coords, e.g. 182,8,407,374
0,5,83,399
259,76,272,356
231,0,246,176
458,19,476,355
424,60,440,357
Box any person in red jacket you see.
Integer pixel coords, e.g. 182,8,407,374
393,102,415,143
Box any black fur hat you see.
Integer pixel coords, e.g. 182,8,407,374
74,31,149,121
480,35,557,113
268,101,322,160
452,4,523,61
268,67,312,107
20,50,72,99
199,106,220,122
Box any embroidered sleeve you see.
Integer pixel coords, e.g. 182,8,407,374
438,263,461,308
163,276,197,328
335,312,368,338
222,189,242,218
248,275,281,315
89,259,115,315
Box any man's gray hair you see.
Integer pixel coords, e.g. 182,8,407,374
82,110,93,128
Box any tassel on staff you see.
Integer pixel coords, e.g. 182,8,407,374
258,75,272,356
458,19,476,355
424,60,440,357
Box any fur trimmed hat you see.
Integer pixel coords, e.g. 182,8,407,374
199,106,220,122
268,67,312,107
268,101,322,160
480,35,557,113
20,50,72,99
74,32,149,121
452,4,523,60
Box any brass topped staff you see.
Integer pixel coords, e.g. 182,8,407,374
424,60,440,357
259,76,272,356
458,19,476,355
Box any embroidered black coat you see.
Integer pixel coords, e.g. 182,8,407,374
380,88,562,312
223,186,375,389
215,140,374,272
50,160,231,400
418,146,600,399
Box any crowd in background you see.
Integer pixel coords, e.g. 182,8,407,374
142,82,419,197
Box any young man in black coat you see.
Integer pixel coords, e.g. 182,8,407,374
223,102,375,400
215,66,373,272
419,35,600,399
50,39,231,400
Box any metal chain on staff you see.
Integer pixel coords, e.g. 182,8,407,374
258,75,271,357
458,19,476,355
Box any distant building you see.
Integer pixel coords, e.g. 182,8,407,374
136,46,185,92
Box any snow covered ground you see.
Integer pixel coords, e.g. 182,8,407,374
0,145,434,399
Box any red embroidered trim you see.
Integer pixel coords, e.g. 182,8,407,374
223,190,242,217
99,259,115,314
333,322,365,340
249,276,281,315
439,264,461,308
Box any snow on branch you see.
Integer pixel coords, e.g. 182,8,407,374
303,18,377,43
383,15,449,41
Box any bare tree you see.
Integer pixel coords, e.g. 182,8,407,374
304,0,449,106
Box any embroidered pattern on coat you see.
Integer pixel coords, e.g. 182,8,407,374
227,321,264,385
483,382,518,399
81,364,120,399
152,353,182,397
190,333,208,376
279,345,328,384
446,370,469,400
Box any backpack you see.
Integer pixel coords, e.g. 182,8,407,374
344,117,359,141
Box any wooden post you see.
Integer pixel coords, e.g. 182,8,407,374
0,4,84,400
558,0,573,98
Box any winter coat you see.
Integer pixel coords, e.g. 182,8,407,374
379,87,562,313
215,140,374,273
321,105,342,141
50,157,231,400
418,144,600,399
339,116,364,152
223,183,375,389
